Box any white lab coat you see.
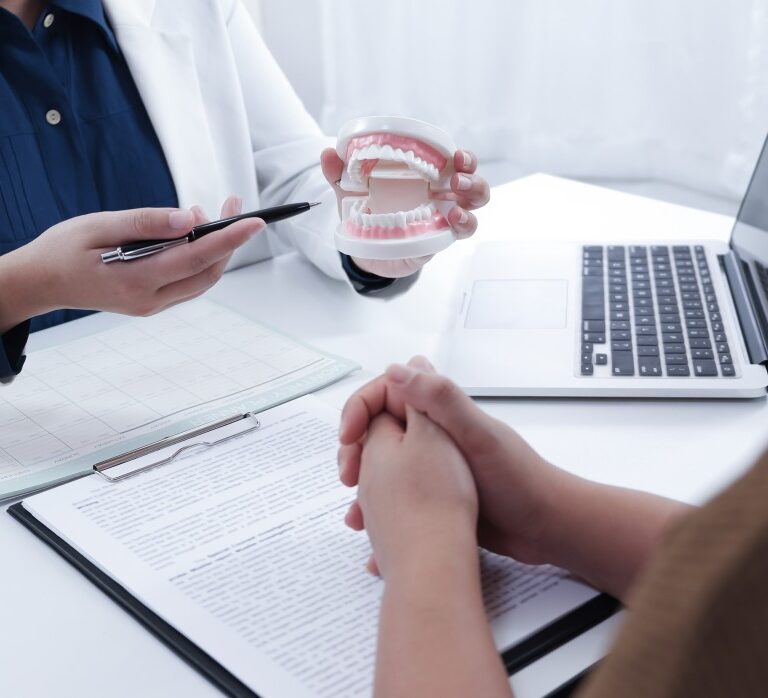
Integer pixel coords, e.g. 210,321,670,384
101,0,345,280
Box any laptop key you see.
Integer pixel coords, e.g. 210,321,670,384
718,353,732,364
662,332,683,343
637,335,659,346
667,366,691,376
611,341,632,351
637,346,659,356
581,364,594,376
721,365,736,377
635,326,657,335
693,360,718,376
638,357,662,376
688,329,708,338
716,342,729,353
595,353,608,365
665,355,688,365
584,332,606,343
582,305,605,320
663,343,686,354
611,351,635,376
612,331,631,341
583,320,605,332
689,338,712,349
692,349,714,360
610,321,630,330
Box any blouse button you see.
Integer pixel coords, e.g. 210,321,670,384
45,109,62,126
43,13,55,28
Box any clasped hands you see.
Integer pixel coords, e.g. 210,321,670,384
337,357,562,579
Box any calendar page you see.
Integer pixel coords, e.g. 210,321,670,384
0,300,357,500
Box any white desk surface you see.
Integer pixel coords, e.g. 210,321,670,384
2,174,767,698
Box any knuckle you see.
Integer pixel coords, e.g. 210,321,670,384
189,253,209,276
131,210,154,237
428,375,458,404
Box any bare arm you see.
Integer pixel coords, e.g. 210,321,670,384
536,471,690,600
340,359,692,603
375,529,512,698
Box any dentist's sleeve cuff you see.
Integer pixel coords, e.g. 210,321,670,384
0,320,29,383
340,254,398,295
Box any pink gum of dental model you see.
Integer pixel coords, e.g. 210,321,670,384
345,133,449,172
344,209,449,239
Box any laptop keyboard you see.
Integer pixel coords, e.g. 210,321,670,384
581,245,735,377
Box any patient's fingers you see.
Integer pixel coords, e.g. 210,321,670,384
451,172,490,210
454,149,478,174
447,206,478,239
338,442,362,487
344,500,365,531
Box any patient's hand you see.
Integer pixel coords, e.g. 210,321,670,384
320,148,490,278
355,405,478,577
339,357,561,564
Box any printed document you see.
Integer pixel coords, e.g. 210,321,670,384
23,397,598,698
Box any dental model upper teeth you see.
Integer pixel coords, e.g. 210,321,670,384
334,116,459,259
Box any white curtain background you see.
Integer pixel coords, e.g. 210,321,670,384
256,0,768,201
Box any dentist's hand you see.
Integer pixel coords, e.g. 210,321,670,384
0,196,263,333
321,148,490,279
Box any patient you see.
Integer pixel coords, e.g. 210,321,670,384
338,357,768,697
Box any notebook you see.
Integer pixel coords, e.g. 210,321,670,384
9,396,617,697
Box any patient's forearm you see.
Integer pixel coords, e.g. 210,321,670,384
374,533,513,698
539,471,691,601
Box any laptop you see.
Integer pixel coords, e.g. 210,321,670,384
445,137,768,398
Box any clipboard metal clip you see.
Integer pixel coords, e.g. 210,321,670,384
93,413,261,483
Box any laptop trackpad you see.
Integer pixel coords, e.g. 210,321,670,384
465,279,568,329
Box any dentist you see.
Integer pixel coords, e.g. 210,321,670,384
0,0,489,380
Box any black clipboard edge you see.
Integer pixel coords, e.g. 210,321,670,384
9,501,619,694
8,502,258,698
502,592,620,675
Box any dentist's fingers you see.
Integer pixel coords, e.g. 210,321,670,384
451,172,490,210
454,149,478,175
321,147,356,216
220,195,243,219
351,255,433,279
447,206,478,239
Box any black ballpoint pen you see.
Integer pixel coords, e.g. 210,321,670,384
101,201,322,263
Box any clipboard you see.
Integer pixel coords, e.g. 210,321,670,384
7,410,619,697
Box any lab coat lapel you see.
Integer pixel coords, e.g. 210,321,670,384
102,0,221,210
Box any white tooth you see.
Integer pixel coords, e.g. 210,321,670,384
350,149,361,161
406,210,415,223
361,213,372,227
394,212,406,228
405,151,415,163
427,203,436,216
380,144,394,159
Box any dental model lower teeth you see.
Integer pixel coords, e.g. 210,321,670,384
334,116,457,260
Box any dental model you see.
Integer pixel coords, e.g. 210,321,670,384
334,116,457,260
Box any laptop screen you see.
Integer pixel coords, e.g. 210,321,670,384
731,134,768,326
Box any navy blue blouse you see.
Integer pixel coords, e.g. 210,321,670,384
0,0,177,377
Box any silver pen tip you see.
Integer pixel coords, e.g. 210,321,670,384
309,201,322,207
